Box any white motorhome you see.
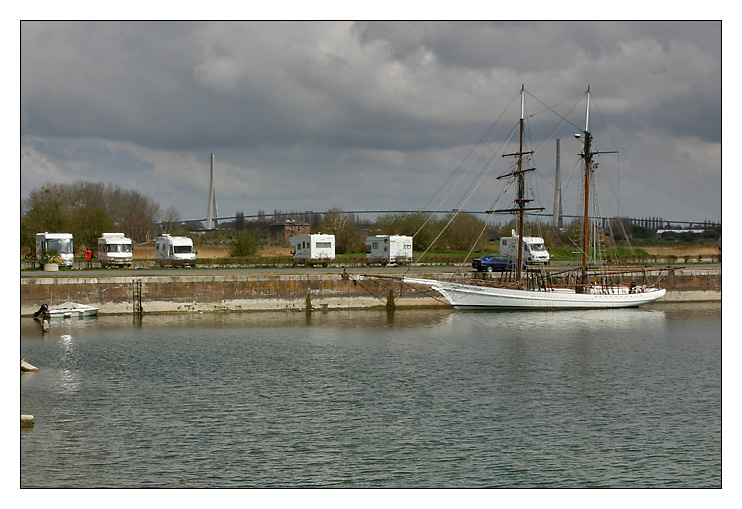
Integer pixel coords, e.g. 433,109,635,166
98,233,133,267
155,234,196,266
499,229,550,265
365,235,413,265
36,232,74,267
291,234,335,266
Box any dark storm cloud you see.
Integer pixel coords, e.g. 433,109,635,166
22,21,720,148
355,20,721,142
644,96,721,142
20,21,722,221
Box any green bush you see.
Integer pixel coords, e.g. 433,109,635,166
229,231,262,258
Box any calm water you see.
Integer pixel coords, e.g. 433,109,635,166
20,303,721,488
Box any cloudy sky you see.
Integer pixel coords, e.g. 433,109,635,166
20,21,722,224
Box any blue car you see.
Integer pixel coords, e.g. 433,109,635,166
472,254,514,272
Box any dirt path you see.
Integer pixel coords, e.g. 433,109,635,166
642,246,719,256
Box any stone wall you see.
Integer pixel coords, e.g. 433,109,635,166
20,269,721,315
20,274,445,315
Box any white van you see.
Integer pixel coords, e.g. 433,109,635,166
499,229,550,265
36,232,74,268
365,235,413,265
291,234,335,266
98,233,133,267
155,234,196,266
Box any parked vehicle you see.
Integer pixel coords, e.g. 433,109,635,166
291,234,335,266
472,254,515,272
155,234,196,267
36,232,74,268
98,233,133,267
365,235,413,265
499,230,550,265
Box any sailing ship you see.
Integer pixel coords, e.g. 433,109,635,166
400,86,666,310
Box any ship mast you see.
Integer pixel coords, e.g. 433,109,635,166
516,87,526,281
581,87,592,287
496,85,543,283
577,87,617,287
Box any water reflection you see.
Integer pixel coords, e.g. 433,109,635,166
22,315,101,341
58,368,79,393
20,302,718,338
446,307,668,331
20,308,455,332
58,334,79,393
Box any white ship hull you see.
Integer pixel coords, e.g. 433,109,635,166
404,278,666,310
46,302,99,318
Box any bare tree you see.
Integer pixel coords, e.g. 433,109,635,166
319,208,366,254
161,205,182,234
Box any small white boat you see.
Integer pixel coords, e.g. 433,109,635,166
45,301,98,318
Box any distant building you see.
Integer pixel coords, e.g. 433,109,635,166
270,218,310,245
656,229,706,237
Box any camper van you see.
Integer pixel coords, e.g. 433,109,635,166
499,230,550,265
36,232,74,268
365,235,413,265
291,234,335,266
155,234,196,266
98,233,133,267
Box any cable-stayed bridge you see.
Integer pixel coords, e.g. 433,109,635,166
186,154,719,231
175,210,720,231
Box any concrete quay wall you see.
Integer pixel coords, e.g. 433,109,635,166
20,273,443,315
20,268,721,315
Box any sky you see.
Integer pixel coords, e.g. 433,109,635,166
20,20,722,225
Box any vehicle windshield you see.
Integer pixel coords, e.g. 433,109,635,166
531,243,546,251
46,239,73,254
174,245,193,254
107,244,132,253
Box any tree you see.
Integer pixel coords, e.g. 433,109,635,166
69,206,115,250
22,184,71,228
229,231,262,257
161,205,182,234
609,217,633,241
372,211,442,252
319,208,366,254
21,184,73,257
108,186,160,241
69,181,108,210
441,212,487,251
234,211,247,230
21,181,163,256
183,221,205,231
